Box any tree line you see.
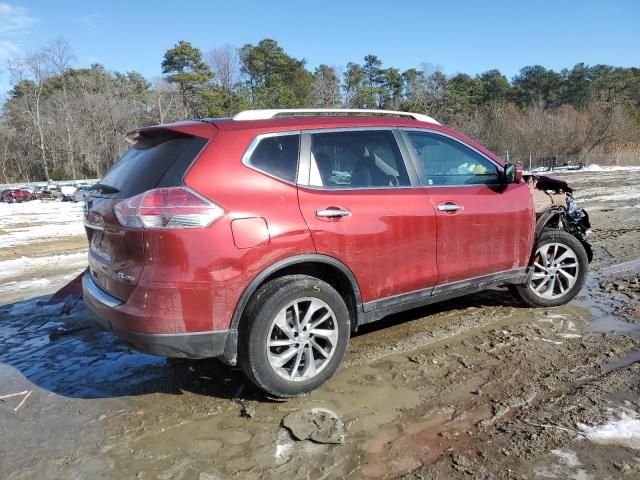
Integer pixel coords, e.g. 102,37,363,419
1,38,639,183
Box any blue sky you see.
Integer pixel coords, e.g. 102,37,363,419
1,0,639,93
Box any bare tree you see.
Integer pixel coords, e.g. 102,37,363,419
148,78,180,124
0,126,13,184
312,64,342,107
207,44,240,92
47,37,77,179
420,63,448,100
7,50,53,180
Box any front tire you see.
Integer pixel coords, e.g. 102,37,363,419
238,275,350,398
511,230,588,307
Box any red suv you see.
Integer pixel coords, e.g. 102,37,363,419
82,109,591,397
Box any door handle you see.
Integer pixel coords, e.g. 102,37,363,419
316,207,351,218
437,203,463,212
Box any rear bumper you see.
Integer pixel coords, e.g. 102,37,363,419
82,273,229,359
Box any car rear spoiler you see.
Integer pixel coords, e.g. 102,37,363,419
125,122,218,144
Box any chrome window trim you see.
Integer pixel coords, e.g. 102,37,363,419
300,126,419,135
399,128,505,188
298,127,420,190
299,184,421,192
241,130,302,186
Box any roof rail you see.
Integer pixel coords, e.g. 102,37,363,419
232,108,440,125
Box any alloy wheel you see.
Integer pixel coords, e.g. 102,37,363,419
529,242,579,299
266,297,339,381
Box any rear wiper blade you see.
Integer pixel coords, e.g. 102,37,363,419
91,183,119,194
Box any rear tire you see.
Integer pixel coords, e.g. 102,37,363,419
511,230,588,307
238,275,350,398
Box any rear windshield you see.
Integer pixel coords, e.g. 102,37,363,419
97,132,207,198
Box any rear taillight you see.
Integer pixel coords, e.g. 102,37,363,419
114,187,223,229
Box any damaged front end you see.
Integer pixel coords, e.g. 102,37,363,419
526,174,593,262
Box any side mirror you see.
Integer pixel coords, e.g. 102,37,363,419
503,163,523,183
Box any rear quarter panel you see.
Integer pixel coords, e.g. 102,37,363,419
145,128,316,332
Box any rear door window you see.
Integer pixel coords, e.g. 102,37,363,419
308,130,410,188
245,134,300,183
405,131,500,186
97,133,207,198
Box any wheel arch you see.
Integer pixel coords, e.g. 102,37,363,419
535,208,593,263
535,208,563,240
221,254,363,365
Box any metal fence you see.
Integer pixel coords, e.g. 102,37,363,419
502,151,640,171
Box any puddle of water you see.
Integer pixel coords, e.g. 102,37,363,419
587,313,640,336
576,259,640,336
598,258,640,276
602,350,640,374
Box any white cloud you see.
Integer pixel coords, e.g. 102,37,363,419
0,3,37,35
0,39,19,59
73,13,101,29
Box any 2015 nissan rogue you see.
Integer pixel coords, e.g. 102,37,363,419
82,109,591,397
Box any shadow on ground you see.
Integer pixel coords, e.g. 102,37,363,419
0,289,522,402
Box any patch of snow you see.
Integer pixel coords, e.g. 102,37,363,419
274,428,294,465
0,199,83,226
578,409,640,450
0,252,87,283
534,465,591,480
275,442,292,460
527,165,640,175
0,200,85,248
582,192,640,203
551,449,580,467
538,451,588,480
582,164,640,172
0,278,50,295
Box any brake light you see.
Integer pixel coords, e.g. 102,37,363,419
114,187,223,229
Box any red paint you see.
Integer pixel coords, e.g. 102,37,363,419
85,115,536,338
425,184,535,284
231,217,270,249
297,187,438,302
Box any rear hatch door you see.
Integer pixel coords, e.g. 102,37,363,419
85,129,209,301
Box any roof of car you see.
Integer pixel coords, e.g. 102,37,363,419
233,108,439,123
210,115,440,132
128,112,451,140
130,110,506,166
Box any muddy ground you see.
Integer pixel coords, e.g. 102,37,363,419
1,169,640,479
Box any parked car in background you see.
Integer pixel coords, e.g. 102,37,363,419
1,188,31,203
72,185,94,202
18,185,37,194
59,184,77,201
82,109,592,398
